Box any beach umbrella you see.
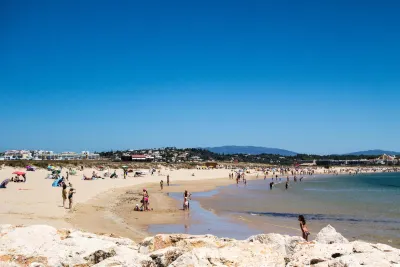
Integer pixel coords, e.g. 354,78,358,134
12,171,26,176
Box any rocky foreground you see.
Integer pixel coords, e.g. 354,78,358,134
0,225,399,267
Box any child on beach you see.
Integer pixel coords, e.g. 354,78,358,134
183,196,189,210
142,189,149,211
183,190,191,210
298,215,310,241
68,187,76,209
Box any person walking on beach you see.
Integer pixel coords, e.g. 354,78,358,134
68,187,76,209
62,184,67,208
160,180,164,190
298,215,310,241
167,175,170,186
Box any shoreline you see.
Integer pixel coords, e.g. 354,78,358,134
67,175,248,242
1,165,398,244
67,169,399,244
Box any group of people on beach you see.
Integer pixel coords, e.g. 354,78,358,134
10,174,26,183
231,169,312,241
62,183,76,209
134,188,151,211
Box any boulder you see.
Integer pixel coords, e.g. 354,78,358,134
84,249,117,265
315,225,349,244
0,224,399,267
149,247,184,267
247,233,303,256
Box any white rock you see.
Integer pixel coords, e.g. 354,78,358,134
316,224,349,244
0,224,399,267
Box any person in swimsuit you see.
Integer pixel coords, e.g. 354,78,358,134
62,184,67,208
298,215,310,241
167,175,170,186
143,189,149,211
285,181,289,190
68,188,76,209
183,190,191,210
160,180,164,190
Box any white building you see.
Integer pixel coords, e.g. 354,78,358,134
4,150,32,160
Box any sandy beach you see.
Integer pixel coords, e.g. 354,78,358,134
0,165,233,233
0,164,397,242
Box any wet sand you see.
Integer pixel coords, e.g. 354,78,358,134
67,177,244,241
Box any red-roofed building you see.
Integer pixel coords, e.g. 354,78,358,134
131,154,154,162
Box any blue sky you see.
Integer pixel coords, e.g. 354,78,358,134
1,0,399,154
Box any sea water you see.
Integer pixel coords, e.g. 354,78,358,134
150,173,400,247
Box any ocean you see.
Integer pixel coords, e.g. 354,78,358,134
150,172,400,247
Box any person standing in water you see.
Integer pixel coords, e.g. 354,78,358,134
183,190,191,210
160,180,164,190
298,215,310,241
285,181,289,190
167,175,170,186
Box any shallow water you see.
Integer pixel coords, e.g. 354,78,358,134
149,190,260,240
150,173,400,247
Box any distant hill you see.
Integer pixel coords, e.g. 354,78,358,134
205,146,298,156
346,149,400,156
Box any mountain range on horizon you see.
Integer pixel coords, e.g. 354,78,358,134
344,149,400,156
205,146,400,156
205,146,298,156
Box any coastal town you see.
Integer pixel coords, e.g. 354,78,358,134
1,148,399,166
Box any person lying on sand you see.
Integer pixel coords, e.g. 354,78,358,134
110,170,118,179
83,175,93,180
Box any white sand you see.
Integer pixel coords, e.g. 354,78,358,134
0,164,392,229
0,165,231,228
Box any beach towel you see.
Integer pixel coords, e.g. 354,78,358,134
0,179,10,188
52,178,62,187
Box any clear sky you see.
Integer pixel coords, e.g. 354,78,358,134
1,0,399,154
